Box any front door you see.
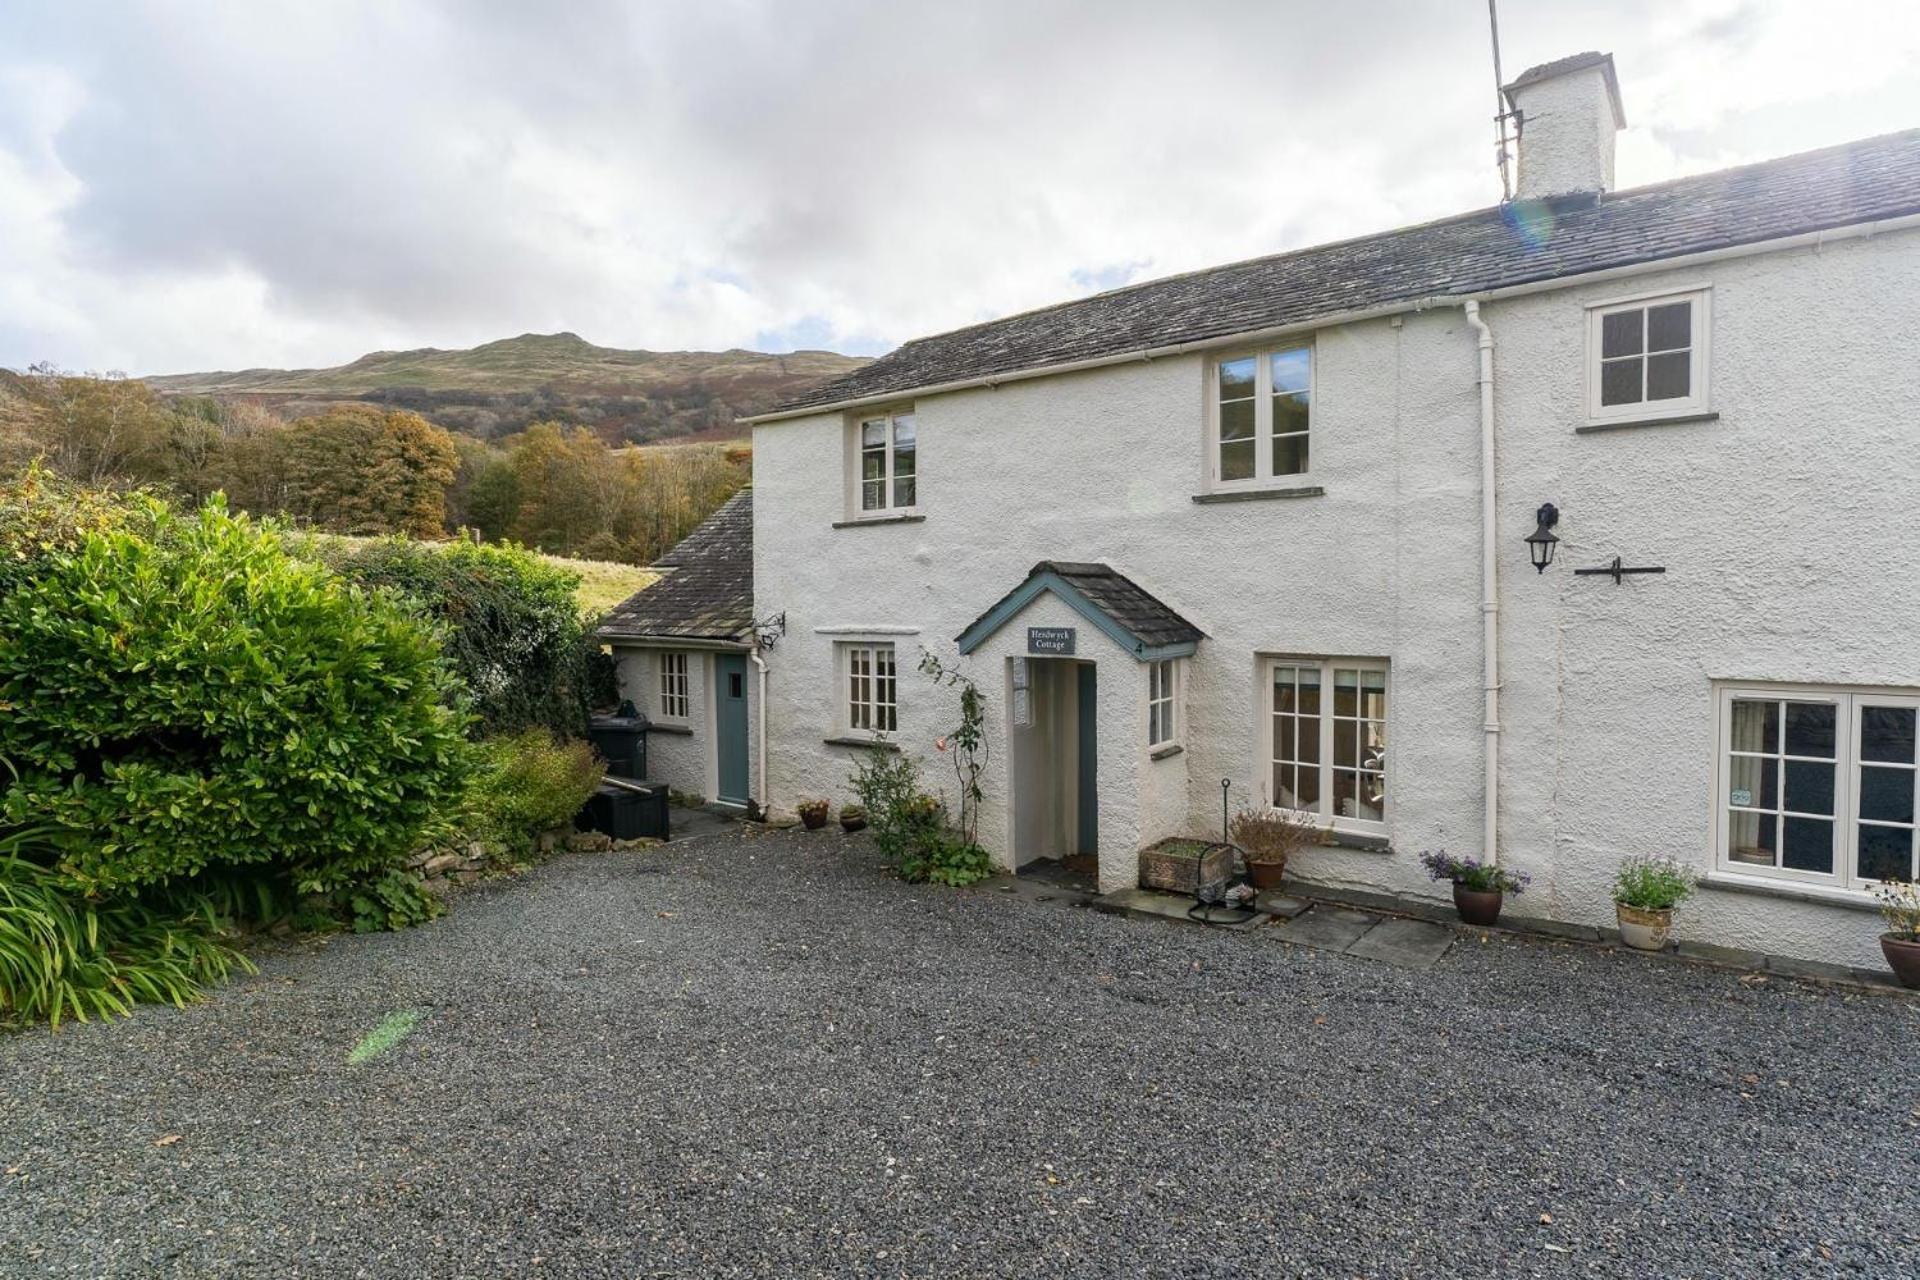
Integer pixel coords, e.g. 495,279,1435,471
1076,662,1098,854
715,654,749,806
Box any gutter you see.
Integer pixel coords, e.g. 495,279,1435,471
1461,300,1501,866
744,210,1920,426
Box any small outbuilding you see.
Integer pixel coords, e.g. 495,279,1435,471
598,488,759,811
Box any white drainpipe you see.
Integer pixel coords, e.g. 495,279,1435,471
749,646,770,814
1462,299,1501,865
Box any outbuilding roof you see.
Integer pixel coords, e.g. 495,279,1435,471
598,488,754,644
956,561,1204,662
761,129,1920,418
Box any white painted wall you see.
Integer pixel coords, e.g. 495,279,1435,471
753,226,1920,966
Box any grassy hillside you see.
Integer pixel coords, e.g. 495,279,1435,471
299,532,658,617
143,333,867,444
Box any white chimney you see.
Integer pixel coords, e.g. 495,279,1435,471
1502,52,1626,201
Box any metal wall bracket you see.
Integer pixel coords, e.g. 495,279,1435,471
1572,556,1665,584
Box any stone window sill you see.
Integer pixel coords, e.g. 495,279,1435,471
1311,829,1393,855
823,735,899,752
1699,871,1880,914
1149,743,1184,761
648,723,694,737
832,513,927,529
1191,485,1326,505
1576,410,1719,435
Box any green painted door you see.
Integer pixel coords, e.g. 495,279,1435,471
716,654,749,806
1076,662,1098,855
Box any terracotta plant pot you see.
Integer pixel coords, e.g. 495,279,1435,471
1616,903,1674,952
1245,859,1287,891
839,814,867,833
1452,883,1504,927
798,808,828,831
1881,934,1920,989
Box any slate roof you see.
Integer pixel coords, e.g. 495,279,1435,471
957,561,1204,659
763,129,1920,417
598,488,754,643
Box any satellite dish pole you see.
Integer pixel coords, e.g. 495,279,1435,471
1489,0,1517,201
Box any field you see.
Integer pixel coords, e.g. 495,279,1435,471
298,533,657,616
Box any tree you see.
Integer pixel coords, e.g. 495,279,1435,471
281,406,458,536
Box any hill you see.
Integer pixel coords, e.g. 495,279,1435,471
144,333,867,444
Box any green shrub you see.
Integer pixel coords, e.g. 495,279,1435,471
310,536,592,736
0,499,471,897
1612,855,1697,911
465,728,604,856
847,750,993,886
0,824,253,1028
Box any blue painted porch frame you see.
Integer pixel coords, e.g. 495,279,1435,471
954,569,1199,663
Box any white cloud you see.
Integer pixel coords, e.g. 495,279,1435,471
1,0,1915,373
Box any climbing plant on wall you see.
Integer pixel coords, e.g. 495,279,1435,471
917,648,987,848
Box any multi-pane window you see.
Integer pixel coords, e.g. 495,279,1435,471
657,651,689,721
1588,289,1708,421
845,643,898,734
1718,686,1918,889
1268,659,1386,829
1214,345,1311,484
858,410,917,513
1148,659,1178,749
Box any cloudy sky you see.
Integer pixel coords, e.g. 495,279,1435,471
2,1,1916,375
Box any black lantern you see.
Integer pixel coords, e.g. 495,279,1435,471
1525,503,1560,573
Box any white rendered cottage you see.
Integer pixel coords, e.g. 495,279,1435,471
671,53,1920,969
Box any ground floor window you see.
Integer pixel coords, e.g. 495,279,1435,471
1148,658,1179,749
1266,657,1387,830
843,642,898,735
1717,684,1917,890
658,651,690,721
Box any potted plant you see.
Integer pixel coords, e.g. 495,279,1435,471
1874,880,1920,988
1228,807,1320,891
839,803,868,833
1420,849,1529,927
1611,854,1697,952
797,798,830,831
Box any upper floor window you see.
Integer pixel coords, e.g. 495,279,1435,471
1212,345,1311,485
1716,684,1917,892
1148,658,1179,750
1587,288,1710,423
657,651,690,721
857,410,917,514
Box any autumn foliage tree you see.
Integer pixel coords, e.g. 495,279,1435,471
280,406,459,536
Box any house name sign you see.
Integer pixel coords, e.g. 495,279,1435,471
1027,627,1076,655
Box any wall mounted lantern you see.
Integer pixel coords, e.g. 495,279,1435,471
1524,503,1560,573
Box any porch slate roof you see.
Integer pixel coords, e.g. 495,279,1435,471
956,561,1204,662
761,129,1920,416
597,488,754,644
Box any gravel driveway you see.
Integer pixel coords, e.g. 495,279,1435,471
4,824,1917,1278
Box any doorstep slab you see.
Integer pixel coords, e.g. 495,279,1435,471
1254,891,1310,919
1270,907,1377,952
1344,917,1455,969
1093,888,1265,930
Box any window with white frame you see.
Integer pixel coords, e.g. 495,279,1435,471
855,409,917,514
660,656,691,725
1587,288,1710,422
843,642,898,735
1267,658,1387,829
1716,685,1918,890
1212,345,1311,485
655,651,690,721
1148,659,1179,750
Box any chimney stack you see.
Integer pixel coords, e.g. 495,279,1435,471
1502,52,1626,201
